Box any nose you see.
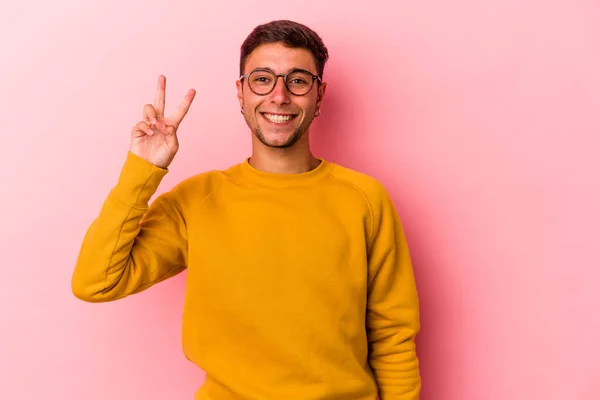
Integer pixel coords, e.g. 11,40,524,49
269,76,291,104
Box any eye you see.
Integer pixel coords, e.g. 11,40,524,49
290,78,308,84
287,71,312,87
249,71,274,86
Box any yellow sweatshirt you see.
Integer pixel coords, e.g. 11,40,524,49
72,151,421,400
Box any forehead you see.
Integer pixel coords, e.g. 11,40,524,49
244,42,317,74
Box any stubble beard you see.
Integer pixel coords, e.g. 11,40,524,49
253,126,306,149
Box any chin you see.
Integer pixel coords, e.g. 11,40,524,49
261,136,297,149
254,129,304,149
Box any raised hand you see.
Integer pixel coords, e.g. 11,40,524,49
130,75,196,169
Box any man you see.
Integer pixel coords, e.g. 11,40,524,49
72,20,421,400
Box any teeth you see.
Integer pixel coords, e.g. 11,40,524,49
264,113,293,123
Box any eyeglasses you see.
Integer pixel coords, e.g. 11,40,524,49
239,68,322,96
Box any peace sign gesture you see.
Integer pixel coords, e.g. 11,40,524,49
130,75,196,169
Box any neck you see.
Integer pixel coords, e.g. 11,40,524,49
249,134,320,174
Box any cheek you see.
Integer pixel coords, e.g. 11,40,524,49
300,98,318,115
242,97,259,116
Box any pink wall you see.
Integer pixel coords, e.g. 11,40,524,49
2,0,599,399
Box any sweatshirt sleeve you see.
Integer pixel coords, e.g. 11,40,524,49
71,151,188,302
366,184,421,400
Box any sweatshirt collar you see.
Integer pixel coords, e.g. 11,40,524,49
239,157,334,188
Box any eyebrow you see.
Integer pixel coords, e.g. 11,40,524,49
252,67,317,76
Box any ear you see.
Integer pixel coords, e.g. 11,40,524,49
316,81,327,110
236,79,244,109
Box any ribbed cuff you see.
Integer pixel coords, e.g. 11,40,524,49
109,151,169,207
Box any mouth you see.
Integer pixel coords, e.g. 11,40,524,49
260,112,298,126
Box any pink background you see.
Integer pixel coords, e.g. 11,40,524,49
2,0,599,399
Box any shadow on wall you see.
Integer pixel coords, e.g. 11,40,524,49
410,237,467,400
310,66,367,169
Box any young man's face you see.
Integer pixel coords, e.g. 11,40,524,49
237,42,326,149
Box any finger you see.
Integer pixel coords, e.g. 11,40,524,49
143,104,161,128
154,75,166,120
132,121,155,138
168,89,196,128
163,125,176,136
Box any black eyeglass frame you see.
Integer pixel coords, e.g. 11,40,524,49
239,68,322,96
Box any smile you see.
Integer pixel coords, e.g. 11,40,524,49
261,113,297,124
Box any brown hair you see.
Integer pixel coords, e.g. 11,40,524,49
240,20,329,78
